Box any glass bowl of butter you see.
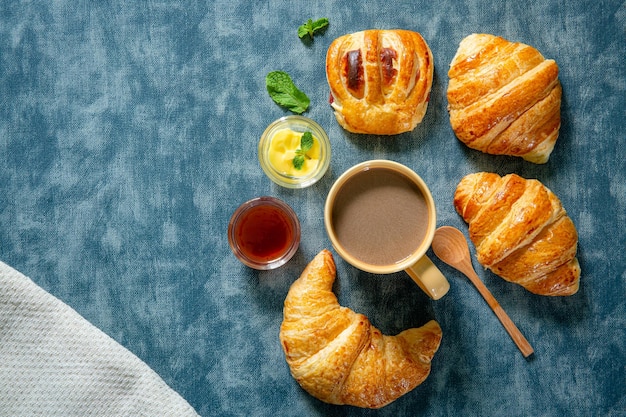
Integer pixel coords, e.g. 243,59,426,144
258,116,331,188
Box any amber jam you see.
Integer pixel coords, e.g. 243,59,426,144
228,197,300,270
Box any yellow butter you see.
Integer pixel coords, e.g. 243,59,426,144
268,128,320,176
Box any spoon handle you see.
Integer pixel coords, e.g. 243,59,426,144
463,264,535,358
491,303,535,358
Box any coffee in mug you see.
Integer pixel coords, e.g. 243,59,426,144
324,160,449,299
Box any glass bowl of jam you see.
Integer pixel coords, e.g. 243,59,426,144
258,116,331,188
228,196,301,270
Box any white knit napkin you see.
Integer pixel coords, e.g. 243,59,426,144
0,261,200,417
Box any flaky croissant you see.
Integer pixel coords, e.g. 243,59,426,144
280,250,442,408
454,172,580,296
447,34,562,164
326,29,434,135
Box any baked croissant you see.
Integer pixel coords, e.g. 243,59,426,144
326,29,434,135
454,172,580,296
280,250,442,408
447,34,562,164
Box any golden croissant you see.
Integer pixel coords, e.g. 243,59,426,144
454,172,580,296
447,34,562,164
279,250,442,408
326,29,434,135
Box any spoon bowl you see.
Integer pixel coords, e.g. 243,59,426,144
432,226,534,358
432,226,471,269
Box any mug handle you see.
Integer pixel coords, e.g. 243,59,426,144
404,256,450,300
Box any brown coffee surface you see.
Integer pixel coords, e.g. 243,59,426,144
331,167,429,266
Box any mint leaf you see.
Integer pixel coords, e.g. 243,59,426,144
266,71,310,114
311,18,329,33
292,132,315,170
293,155,305,170
300,132,314,152
297,17,329,39
297,19,313,39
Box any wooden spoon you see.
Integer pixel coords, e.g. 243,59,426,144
432,226,534,358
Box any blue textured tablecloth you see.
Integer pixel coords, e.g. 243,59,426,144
1,1,624,416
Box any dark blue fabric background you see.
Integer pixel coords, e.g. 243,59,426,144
1,1,624,416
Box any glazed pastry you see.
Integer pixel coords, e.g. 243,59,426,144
454,172,580,296
326,29,434,135
447,34,562,163
280,250,442,408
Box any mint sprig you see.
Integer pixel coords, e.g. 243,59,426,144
265,71,310,114
297,18,329,40
292,132,314,170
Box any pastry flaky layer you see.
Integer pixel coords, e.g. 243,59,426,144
279,250,442,409
454,172,580,296
326,29,434,135
447,34,562,164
